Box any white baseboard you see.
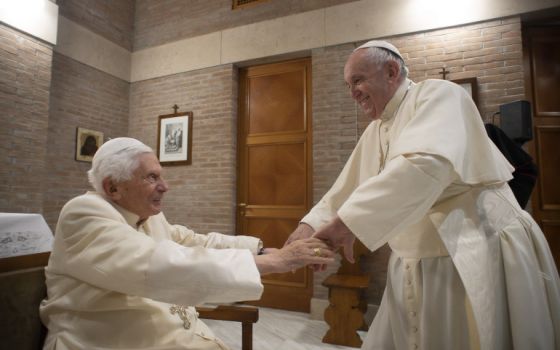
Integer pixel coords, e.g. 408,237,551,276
309,298,330,320
310,297,379,326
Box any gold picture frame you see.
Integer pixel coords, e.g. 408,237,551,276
452,77,479,109
75,127,103,162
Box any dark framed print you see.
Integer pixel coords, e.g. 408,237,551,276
75,127,103,162
157,111,193,165
452,77,479,109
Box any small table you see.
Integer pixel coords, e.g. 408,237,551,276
322,273,370,348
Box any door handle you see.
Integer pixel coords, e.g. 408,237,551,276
238,203,246,215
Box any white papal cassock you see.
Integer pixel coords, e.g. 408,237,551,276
302,78,560,350
40,192,263,350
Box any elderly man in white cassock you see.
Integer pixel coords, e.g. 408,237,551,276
40,137,335,350
286,40,560,349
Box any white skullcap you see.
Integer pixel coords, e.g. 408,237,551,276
87,137,153,193
92,137,151,164
354,40,404,61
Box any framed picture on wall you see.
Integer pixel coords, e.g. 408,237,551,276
452,77,479,109
157,111,193,165
75,127,103,162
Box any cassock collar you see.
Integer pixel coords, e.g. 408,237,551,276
380,78,413,122
87,191,146,228
110,199,144,228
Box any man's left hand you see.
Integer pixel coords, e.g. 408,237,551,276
312,216,356,263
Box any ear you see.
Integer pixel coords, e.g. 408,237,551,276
386,60,400,81
102,178,121,200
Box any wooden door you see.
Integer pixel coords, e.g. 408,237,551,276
237,58,313,312
523,25,560,267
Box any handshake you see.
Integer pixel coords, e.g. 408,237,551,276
254,215,355,275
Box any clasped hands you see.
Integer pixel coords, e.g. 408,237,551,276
255,236,336,275
255,216,355,275
284,215,356,271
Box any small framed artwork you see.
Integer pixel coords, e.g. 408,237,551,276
452,77,479,109
75,127,103,162
157,111,193,165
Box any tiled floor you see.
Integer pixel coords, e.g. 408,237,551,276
204,306,366,350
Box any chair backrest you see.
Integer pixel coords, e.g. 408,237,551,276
0,266,47,350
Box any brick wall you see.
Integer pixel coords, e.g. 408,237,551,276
58,0,135,50
134,0,357,50
393,17,525,122
129,65,238,234
2,2,527,307
310,17,525,302
308,44,357,298
0,24,53,214
43,53,129,229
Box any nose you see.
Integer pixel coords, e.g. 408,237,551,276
157,178,169,192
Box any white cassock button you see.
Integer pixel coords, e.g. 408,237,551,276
405,264,410,270
412,327,418,333
407,280,412,285
409,311,416,317
384,126,389,132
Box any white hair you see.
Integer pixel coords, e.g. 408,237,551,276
361,46,409,78
87,137,153,193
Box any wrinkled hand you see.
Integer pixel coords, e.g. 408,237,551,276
313,216,355,263
255,238,335,275
283,223,314,247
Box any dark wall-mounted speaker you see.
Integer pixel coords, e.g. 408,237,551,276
499,100,532,144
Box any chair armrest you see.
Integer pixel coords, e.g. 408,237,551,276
196,304,259,323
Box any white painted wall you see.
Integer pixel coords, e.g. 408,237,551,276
131,0,559,82
38,0,560,82
56,17,131,82
0,0,58,45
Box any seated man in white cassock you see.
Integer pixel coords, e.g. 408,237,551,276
39,137,335,350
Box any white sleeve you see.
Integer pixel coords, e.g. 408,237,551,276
54,197,263,307
337,153,455,252
145,240,263,306
300,197,338,232
171,224,261,254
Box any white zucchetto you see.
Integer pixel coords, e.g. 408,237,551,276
354,40,404,61
92,137,150,164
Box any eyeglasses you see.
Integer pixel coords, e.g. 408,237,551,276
142,173,166,186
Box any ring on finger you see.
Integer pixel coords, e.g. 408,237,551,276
313,247,322,257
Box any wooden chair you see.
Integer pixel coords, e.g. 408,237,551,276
196,304,259,350
0,252,50,350
0,253,258,350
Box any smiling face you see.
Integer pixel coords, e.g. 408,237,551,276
108,153,169,221
344,49,400,120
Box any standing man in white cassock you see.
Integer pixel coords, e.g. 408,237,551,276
285,40,560,349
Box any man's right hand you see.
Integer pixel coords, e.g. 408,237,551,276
283,223,315,247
